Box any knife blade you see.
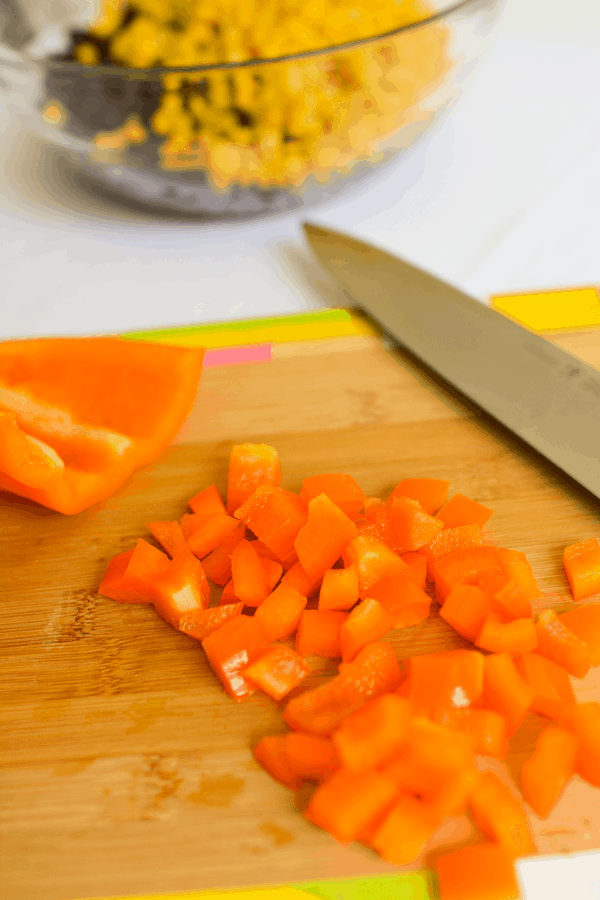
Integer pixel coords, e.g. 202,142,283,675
303,222,600,500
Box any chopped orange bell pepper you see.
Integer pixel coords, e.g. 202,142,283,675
284,641,402,734
281,560,320,596
253,582,307,643
242,644,310,700
152,547,210,627
469,771,536,857
342,534,410,597
521,724,578,818
294,493,357,582
535,608,591,678
318,565,359,611
390,496,444,551
185,512,240,559
202,615,269,700
147,520,187,558
300,473,365,520
284,732,339,782
436,492,494,529
515,651,576,724
332,693,411,770
420,523,484,580
482,652,535,735
219,578,239,604
188,484,226,517
253,735,303,791
435,707,509,759
179,602,243,641
234,485,308,561
358,500,403,553
435,842,520,900
439,584,492,642
408,649,485,717
496,547,543,601
389,477,450,515
0,337,203,514
558,603,600,666
306,767,399,844
571,701,600,787
399,551,428,589
563,537,600,601
365,569,431,628
491,579,533,620
295,609,348,659
339,598,395,662
98,538,169,604
371,792,441,865
200,522,246,585
227,443,281,514
475,612,538,653
230,539,271,607
434,545,504,600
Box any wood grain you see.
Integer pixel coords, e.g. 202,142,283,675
2,328,600,900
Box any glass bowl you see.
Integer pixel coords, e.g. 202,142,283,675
2,0,503,216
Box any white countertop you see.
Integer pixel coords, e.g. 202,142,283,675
1,2,600,896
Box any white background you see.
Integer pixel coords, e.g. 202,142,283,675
1,2,600,894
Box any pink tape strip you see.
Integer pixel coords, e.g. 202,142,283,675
203,343,272,368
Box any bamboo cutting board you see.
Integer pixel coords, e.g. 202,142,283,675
2,324,600,900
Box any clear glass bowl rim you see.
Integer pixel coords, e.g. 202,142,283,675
42,0,477,76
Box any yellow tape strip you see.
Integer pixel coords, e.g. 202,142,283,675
491,287,600,333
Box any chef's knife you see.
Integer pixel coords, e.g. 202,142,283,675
303,222,600,500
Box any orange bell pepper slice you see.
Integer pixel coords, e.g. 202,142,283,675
339,598,396,662
496,547,543,601
253,735,304,791
420,523,484,580
490,579,533,620
98,538,169,604
306,767,399,844
242,645,310,700
563,537,600,601
389,477,450,515
371,792,441,865
318,565,359,611
399,551,427,589
253,581,307,643
332,693,411,770
281,560,320,596
152,546,210,628
300,473,365,520
294,493,357,582
390,496,444,551
469,771,536,857
535,608,591,679
515,650,576,725
434,707,509,760
284,641,403,734
234,485,308,561
571,701,600,787
521,724,578,818
230,539,272,607
407,649,485,717
226,443,281,514
342,534,410,597
179,602,243,641
201,615,269,700
284,732,339,782
482,653,534,735
435,842,521,900
188,484,226,517
558,603,600,666
147,520,187,558
475,612,538,653
436,492,494,529
0,337,203,514
295,609,348,659
439,584,492,642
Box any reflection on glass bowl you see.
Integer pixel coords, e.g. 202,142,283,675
28,0,502,216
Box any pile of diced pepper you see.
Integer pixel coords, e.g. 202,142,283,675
99,443,600,900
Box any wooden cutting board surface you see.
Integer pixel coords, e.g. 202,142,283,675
2,330,600,900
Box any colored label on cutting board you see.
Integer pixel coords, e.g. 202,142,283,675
491,286,600,332
76,871,434,900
